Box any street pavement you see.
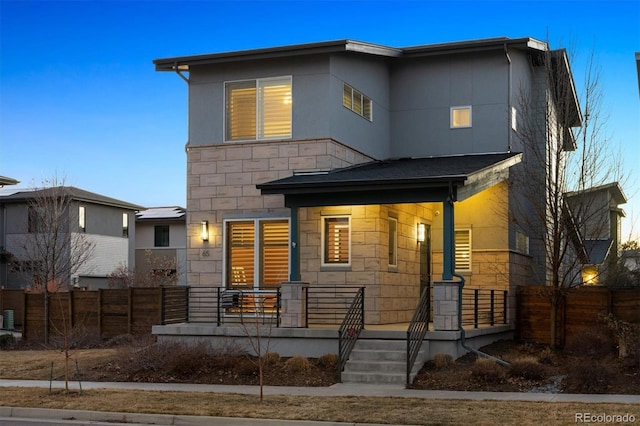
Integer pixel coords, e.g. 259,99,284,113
0,380,638,425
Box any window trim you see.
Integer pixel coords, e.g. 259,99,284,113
388,217,398,268
343,83,372,121
450,106,472,128
224,76,292,142
122,213,129,238
321,215,351,267
223,218,290,289
455,228,472,272
79,206,86,233
154,225,170,248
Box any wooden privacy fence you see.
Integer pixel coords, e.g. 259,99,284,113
0,287,188,341
516,286,640,346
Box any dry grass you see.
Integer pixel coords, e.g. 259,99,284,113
0,349,118,381
0,387,638,425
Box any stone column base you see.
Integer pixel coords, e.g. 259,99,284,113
433,281,460,331
279,281,309,328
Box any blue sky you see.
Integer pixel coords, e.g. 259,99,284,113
1,0,639,239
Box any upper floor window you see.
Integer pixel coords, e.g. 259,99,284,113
343,84,372,120
322,216,351,266
122,213,129,238
79,206,86,233
154,225,170,247
225,76,292,141
455,229,472,272
515,231,529,254
451,106,472,128
28,206,44,233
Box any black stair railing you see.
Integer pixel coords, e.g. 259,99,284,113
406,286,430,385
338,287,365,376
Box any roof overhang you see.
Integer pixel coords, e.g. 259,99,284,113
153,37,548,73
257,152,522,208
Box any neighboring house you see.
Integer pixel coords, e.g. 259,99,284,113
565,183,627,285
135,207,187,286
0,187,143,290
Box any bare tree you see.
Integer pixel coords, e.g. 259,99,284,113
107,249,181,288
16,177,95,345
510,47,626,346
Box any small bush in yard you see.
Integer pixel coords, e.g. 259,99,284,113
508,357,547,380
318,353,338,369
470,358,507,384
0,334,16,348
563,326,615,360
285,355,312,372
537,347,557,366
565,361,612,393
235,359,259,376
263,352,280,366
433,353,454,369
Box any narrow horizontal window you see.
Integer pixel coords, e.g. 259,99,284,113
343,83,372,121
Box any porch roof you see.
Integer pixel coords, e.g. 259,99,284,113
258,152,522,207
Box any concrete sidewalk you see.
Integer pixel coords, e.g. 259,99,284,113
0,380,638,425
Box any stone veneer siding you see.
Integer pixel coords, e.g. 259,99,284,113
186,138,373,288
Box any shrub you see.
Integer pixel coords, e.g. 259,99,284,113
263,351,280,366
537,347,557,366
563,327,615,360
0,333,15,348
317,353,338,369
285,355,312,372
565,361,612,393
433,353,454,369
235,358,259,376
470,358,507,384
508,357,547,380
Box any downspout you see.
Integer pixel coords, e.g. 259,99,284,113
454,271,509,367
445,184,509,367
504,43,513,153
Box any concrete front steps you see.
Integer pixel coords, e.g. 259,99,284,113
341,338,428,385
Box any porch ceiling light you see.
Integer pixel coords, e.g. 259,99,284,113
201,220,209,242
417,223,426,243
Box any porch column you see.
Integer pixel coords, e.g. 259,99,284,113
442,197,455,280
289,204,301,282
280,281,308,327
433,280,459,331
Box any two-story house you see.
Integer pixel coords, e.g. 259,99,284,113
0,186,143,290
152,38,596,383
135,207,187,286
154,36,583,322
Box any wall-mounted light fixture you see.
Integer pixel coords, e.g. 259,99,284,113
417,223,426,243
200,220,209,242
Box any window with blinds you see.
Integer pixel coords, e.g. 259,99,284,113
455,229,472,272
323,216,350,266
226,219,289,289
260,221,289,287
225,77,291,141
343,83,372,121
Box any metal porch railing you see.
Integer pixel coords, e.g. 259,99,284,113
461,288,508,327
337,287,365,375
406,286,430,385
